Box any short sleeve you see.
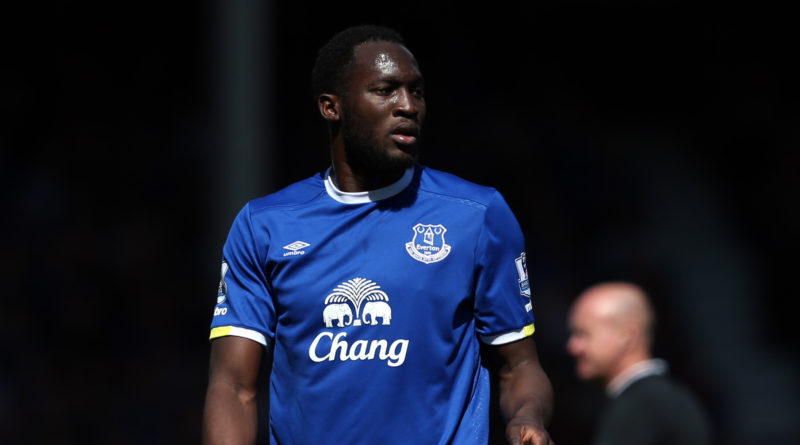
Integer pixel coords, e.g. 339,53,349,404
473,191,535,345
209,203,275,346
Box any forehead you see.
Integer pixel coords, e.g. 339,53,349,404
350,41,421,80
570,298,608,328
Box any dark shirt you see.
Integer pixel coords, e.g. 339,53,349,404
593,374,712,445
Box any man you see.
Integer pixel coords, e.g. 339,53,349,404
203,24,554,445
566,282,712,445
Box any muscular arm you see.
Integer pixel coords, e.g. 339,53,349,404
495,336,555,445
203,336,266,445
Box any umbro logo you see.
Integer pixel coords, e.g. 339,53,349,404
283,241,310,257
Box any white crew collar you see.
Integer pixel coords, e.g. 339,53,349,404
606,358,668,398
324,167,414,204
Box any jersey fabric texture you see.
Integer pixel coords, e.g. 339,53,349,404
594,374,713,445
209,165,535,445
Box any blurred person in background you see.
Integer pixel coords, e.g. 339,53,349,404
566,281,712,445
202,24,554,445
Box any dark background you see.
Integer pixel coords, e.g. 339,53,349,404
3,2,798,444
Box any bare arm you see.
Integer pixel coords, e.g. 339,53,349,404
495,336,555,445
203,336,266,445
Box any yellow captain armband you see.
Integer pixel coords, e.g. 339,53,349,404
209,326,233,340
523,323,536,337
209,326,268,346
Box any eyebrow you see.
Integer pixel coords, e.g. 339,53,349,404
373,74,425,85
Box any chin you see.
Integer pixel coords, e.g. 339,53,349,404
394,152,418,169
343,137,417,174
376,148,417,172
576,365,598,381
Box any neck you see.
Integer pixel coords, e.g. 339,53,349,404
604,351,651,387
331,161,406,192
329,141,407,192
605,357,667,397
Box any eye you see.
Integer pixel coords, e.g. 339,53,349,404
374,86,393,95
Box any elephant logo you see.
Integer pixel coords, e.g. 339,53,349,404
322,278,391,327
312,278,408,367
323,303,353,327
405,223,451,263
362,301,392,325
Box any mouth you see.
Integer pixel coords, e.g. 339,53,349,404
390,123,420,145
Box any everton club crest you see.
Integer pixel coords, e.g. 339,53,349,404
405,223,452,264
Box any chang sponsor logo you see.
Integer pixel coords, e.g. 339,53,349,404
308,277,408,367
309,332,408,367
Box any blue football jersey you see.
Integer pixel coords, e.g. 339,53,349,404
209,165,535,444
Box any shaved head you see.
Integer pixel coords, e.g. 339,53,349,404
566,282,656,385
579,282,654,346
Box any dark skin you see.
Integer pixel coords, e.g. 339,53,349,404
318,41,424,192
203,336,262,445
496,336,555,445
202,41,554,445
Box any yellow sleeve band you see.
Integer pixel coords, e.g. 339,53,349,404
523,323,536,337
209,326,268,346
209,326,232,340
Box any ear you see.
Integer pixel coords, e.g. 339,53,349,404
621,331,632,348
318,93,341,122
620,325,640,350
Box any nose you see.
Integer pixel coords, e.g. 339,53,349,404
393,88,421,118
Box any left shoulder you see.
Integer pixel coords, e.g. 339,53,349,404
623,375,700,406
417,165,502,208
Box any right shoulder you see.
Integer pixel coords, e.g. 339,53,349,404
246,172,327,214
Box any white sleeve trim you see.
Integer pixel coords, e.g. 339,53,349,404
480,323,535,345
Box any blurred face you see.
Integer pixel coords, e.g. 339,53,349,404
340,41,426,174
566,299,628,383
